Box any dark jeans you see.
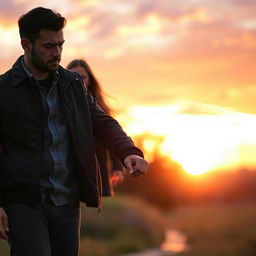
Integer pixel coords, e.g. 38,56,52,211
4,201,81,256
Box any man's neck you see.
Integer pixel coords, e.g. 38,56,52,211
23,55,49,80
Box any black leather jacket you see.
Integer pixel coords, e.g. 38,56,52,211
0,56,143,208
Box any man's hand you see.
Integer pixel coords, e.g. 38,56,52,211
124,155,148,177
0,207,9,240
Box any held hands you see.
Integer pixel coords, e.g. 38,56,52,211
0,207,9,240
124,154,149,177
111,171,125,187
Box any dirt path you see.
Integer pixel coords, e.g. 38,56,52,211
120,249,169,256
121,229,189,256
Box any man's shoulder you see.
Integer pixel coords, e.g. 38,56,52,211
0,69,12,85
58,66,81,81
58,66,85,92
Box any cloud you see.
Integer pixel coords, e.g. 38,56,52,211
16,0,248,63
135,0,203,18
0,0,256,115
0,0,72,26
230,0,256,5
237,19,256,30
64,2,217,60
0,0,25,25
176,100,236,115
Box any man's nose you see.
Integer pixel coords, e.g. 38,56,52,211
52,46,62,57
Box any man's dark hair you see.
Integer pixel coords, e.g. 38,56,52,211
18,7,66,43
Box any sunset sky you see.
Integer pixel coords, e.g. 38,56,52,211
0,0,256,175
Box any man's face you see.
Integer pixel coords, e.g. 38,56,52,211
30,29,64,73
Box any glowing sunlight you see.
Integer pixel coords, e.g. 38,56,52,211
116,102,256,175
1,0,256,177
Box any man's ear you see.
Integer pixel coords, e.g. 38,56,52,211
21,38,32,52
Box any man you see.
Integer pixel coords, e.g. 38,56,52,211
0,7,148,256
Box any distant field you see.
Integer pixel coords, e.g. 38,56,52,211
79,196,166,255
167,203,256,256
0,240,9,256
0,196,166,256
1,202,256,256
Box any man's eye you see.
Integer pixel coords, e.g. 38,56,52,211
44,44,53,48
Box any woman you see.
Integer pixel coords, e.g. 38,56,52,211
67,59,124,196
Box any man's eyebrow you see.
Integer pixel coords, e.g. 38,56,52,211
44,40,65,45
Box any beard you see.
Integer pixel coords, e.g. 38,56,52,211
31,47,60,73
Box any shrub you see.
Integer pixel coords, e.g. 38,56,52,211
80,195,166,255
0,240,9,256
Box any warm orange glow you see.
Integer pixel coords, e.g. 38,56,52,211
0,25,19,48
117,14,163,36
104,47,124,59
68,16,90,29
116,103,256,175
80,0,101,6
178,8,212,24
0,1,256,177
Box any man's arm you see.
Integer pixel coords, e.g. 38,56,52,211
87,93,144,159
86,93,148,176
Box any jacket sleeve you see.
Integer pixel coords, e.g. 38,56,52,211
86,92,144,164
109,152,124,172
0,139,2,207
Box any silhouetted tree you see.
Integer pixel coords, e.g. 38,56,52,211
117,153,188,210
117,134,256,208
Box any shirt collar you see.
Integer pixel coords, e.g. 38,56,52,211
21,57,33,80
21,57,59,83
11,56,62,87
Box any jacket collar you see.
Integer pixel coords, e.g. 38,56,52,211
57,65,84,90
11,56,82,89
12,56,30,87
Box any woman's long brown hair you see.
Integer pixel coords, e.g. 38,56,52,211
67,59,111,115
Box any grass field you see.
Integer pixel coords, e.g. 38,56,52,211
0,240,9,255
167,203,256,256
79,196,166,255
0,196,166,256
1,201,256,256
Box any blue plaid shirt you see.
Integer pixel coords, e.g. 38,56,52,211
22,60,79,206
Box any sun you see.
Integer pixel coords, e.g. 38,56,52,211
116,103,256,176
159,126,240,176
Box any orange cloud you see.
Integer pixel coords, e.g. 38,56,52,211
0,0,255,173
0,0,256,116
